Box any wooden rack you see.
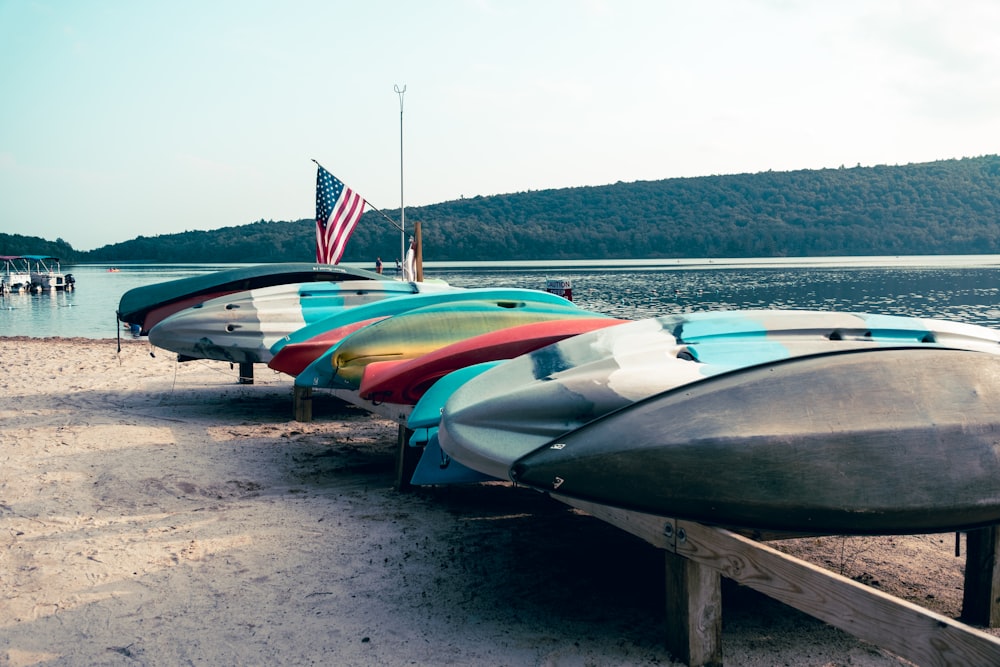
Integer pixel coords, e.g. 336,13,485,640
556,495,1000,667
302,386,1000,666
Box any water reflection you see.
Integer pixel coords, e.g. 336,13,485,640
435,267,1000,328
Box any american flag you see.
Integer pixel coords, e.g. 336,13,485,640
315,165,366,264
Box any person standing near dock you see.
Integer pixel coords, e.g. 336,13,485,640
375,256,383,274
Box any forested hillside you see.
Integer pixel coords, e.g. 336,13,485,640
10,156,1000,263
0,235,81,261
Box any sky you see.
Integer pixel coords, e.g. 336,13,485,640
2,0,1000,251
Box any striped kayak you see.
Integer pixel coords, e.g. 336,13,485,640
148,280,454,363
286,288,583,388
359,317,630,405
117,262,389,334
268,317,389,376
299,297,602,390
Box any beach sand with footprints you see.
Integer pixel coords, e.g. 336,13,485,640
1,337,995,666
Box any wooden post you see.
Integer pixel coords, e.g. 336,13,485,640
414,220,423,282
238,362,254,384
394,424,421,491
293,386,312,422
664,549,722,666
962,526,1000,626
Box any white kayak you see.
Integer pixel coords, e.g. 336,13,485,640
148,280,455,363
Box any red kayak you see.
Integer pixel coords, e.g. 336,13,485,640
267,317,388,376
359,317,629,405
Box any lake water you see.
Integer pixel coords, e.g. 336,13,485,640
4,256,1000,339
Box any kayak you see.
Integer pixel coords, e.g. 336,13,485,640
268,317,388,376
289,288,584,389
437,309,1000,482
303,298,602,390
148,280,452,363
358,317,630,404
511,347,1000,534
117,262,389,334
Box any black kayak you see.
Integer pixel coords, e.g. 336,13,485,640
511,347,1000,535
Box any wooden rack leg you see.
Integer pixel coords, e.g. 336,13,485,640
664,549,722,667
293,386,312,422
238,362,254,384
962,526,1000,626
394,424,420,492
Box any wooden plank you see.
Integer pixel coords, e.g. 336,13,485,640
559,496,672,550
664,550,722,667
556,496,1000,667
677,520,1000,667
963,526,1000,626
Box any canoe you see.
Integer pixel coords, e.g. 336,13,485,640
510,347,1000,534
148,280,452,363
117,262,390,334
359,317,630,405
306,298,602,390
289,288,583,388
436,309,1000,481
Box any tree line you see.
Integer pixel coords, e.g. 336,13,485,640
6,155,1000,263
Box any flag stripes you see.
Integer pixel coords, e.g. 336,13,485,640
315,165,366,264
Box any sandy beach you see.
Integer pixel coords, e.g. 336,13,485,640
2,337,996,666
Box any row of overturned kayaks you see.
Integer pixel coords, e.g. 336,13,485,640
119,265,1000,535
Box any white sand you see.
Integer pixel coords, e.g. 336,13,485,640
1,337,994,666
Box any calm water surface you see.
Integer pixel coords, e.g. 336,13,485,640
4,257,1000,339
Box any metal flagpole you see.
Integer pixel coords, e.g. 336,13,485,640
394,84,406,273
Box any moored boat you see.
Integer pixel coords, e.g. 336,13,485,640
1,256,32,293
15,256,73,291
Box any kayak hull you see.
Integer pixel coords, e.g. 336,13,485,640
148,280,441,363
358,317,629,404
117,263,388,334
511,348,1000,534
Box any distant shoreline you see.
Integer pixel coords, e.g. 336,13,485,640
47,253,1000,271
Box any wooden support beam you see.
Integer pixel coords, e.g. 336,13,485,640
963,526,1000,626
293,386,312,422
557,495,1000,667
664,549,722,667
237,362,254,384
394,424,420,492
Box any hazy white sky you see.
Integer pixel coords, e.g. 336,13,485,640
2,0,999,250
